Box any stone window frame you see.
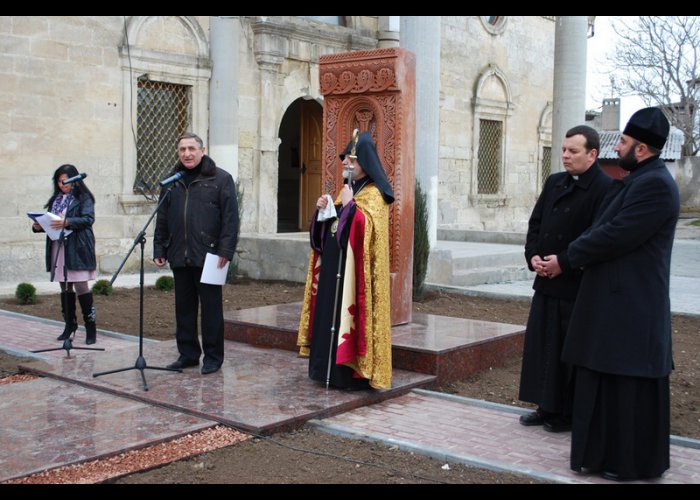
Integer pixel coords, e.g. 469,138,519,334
118,16,211,213
479,16,508,36
470,64,513,206
537,102,553,190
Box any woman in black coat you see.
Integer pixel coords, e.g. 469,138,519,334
32,164,98,344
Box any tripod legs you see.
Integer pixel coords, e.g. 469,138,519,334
93,356,182,391
32,335,104,356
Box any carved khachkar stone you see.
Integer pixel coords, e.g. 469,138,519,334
320,48,416,325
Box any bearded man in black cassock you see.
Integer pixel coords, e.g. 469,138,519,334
542,107,679,481
297,132,394,390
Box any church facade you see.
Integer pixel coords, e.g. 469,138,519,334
0,16,555,282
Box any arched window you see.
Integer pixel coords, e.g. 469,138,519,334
470,65,513,205
119,16,211,203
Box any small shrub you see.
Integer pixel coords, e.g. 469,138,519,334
155,275,175,292
413,180,430,301
92,279,113,296
15,282,37,305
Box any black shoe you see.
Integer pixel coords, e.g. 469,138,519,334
519,409,548,426
166,358,199,370
543,417,572,433
201,364,221,375
601,471,627,482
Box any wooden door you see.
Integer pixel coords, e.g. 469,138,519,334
299,100,323,230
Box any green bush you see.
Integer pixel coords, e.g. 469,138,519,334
413,180,430,301
15,282,37,305
92,279,113,296
155,275,175,292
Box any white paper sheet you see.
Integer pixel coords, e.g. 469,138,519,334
200,252,229,285
27,211,73,241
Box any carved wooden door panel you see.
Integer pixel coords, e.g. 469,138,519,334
299,100,324,230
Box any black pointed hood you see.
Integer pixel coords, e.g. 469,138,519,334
339,132,394,204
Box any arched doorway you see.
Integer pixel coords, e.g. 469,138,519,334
277,97,324,232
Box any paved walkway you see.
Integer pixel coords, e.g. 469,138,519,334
1,229,699,483
427,238,700,317
2,308,700,483
313,390,700,484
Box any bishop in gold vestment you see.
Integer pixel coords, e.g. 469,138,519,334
297,132,394,390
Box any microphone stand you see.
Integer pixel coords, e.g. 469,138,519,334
92,184,181,391
33,182,104,356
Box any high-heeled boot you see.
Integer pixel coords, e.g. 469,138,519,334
78,292,97,345
56,291,78,341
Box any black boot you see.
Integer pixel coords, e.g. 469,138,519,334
78,292,97,345
56,291,78,341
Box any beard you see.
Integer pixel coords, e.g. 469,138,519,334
341,168,353,179
618,147,639,171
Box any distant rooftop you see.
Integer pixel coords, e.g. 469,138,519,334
598,129,684,161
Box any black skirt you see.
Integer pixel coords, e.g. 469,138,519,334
518,292,574,414
570,366,670,480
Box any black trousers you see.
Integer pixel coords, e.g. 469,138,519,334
172,266,224,367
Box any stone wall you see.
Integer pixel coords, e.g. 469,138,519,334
437,16,555,232
676,156,700,209
0,16,210,283
0,16,556,285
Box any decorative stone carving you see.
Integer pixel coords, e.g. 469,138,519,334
320,48,416,325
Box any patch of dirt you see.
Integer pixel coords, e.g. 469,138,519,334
1,279,698,483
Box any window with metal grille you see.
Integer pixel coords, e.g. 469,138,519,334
541,146,552,187
477,119,502,194
135,80,191,193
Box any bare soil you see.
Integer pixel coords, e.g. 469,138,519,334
1,279,698,483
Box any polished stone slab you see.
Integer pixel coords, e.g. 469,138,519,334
225,302,525,385
20,340,435,435
0,377,213,483
391,314,524,384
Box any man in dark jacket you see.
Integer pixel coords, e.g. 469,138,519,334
542,107,679,481
154,132,239,375
518,125,612,432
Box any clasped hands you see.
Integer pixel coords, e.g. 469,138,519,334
532,254,561,279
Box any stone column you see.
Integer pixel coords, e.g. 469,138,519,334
552,16,588,172
252,21,285,233
378,16,400,48
320,48,416,325
401,16,440,248
209,16,240,180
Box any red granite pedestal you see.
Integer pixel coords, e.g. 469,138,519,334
224,302,525,387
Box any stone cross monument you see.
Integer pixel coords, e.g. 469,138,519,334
319,47,416,325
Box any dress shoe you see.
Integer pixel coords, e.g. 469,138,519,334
166,358,199,370
201,364,221,375
601,471,628,482
519,409,548,426
543,417,572,433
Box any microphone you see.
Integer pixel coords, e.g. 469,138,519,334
62,173,87,185
159,171,184,187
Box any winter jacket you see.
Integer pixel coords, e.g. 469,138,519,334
153,155,239,268
38,192,96,272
